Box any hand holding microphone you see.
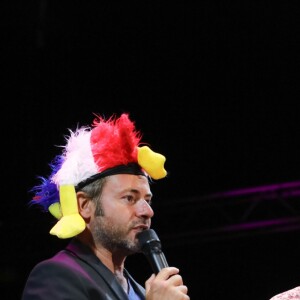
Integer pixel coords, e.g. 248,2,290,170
137,229,190,300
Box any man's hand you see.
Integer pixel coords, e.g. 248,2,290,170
145,267,190,300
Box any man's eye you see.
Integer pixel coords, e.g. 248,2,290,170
125,195,135,203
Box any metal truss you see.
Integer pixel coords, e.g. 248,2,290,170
155,181,300,246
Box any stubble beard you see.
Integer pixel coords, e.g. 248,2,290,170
91,216,141,255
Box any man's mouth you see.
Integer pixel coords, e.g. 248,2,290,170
132,224,149,233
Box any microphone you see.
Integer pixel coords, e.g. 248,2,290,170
137,229,169,274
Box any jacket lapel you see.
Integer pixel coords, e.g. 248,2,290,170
66,239,130,300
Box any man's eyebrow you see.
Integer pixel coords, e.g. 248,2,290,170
123,188,153,197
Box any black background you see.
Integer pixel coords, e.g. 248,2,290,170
2,1,300,299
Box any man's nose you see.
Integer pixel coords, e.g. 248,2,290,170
136,199,154,218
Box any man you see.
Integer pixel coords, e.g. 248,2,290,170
22,113,189,300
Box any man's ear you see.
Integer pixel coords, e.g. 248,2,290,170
77,192,93,219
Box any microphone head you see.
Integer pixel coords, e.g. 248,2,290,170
137,229,162,252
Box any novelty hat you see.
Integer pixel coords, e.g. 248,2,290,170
30,113,167,239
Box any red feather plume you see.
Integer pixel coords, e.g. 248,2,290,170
90,113,142,172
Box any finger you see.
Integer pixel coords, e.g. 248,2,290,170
145,273,155,291
167,274,184,286
176,284,189,294
155,267,179,280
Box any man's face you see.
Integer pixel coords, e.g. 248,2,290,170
90,174,154,254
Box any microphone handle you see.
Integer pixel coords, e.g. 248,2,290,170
137,229,169,274
144,245,169,274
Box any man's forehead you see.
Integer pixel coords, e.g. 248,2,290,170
106,173,149,185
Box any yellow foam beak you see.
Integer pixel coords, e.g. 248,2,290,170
137,146,167,180
49,185,86,239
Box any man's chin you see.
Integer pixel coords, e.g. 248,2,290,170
122,242,140,255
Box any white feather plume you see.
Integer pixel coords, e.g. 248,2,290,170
53,127,98,185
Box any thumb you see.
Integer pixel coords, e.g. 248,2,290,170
145,273,156,292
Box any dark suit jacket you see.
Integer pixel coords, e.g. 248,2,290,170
21,238,146,300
